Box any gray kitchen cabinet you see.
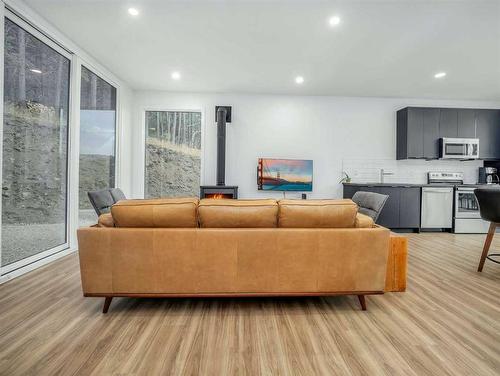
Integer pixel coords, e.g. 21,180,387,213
343,184,421,230
397,107,440,160
397,106,500,161
439,109,458,138
422,108,440,158
406,108,424,158
397,107,423,159
343,185,359,199
457,109,476,138
476,109,500,159
397,108,424,159
439,108,477,139
374,187,401,228
399,187,421,228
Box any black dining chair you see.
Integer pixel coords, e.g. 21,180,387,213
474,187,500,272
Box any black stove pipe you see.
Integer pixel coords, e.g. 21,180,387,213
216,107,227,186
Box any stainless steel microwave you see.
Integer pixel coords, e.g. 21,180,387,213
439,138,479,159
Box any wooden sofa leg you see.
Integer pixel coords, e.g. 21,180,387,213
357,295,367,311
102,297,113,313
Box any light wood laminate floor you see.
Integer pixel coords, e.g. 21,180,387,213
1,233,500,375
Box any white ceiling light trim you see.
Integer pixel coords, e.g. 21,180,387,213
434,72,447,79
295,76,304,84
171,71,181,80
329,15,341,27
128,8,139,16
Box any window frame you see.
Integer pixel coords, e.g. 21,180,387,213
141,108,205,199
0,10,73,275
78,64,119,225
0,4,125,281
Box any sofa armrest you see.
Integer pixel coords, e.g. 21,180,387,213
354,213,375,228
98,213,114,227
385,233,407,292
77,228,113,294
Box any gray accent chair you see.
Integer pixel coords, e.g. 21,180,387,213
352,191,389,223
88,188,126,216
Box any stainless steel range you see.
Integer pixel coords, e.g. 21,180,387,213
454,186,490,233
427,172,492,233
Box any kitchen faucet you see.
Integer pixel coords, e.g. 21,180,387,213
380,169,394,183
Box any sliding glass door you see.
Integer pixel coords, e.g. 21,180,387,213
144,111,202,198
2,17,71,270
79,66,117,226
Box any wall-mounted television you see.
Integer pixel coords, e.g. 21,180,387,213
257,158,313,191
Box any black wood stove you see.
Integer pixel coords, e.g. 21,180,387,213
200,106,238,199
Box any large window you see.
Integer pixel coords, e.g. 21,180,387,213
145,111,201,198
79,66,116,226
2,18,70,267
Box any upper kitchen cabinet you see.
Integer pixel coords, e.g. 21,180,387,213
397,107,439,159
397,107,421,159
439,109,458,138
476,109,500,159
397,107,497,160
439,109,476,138
457,109,476,138
422,108,440,158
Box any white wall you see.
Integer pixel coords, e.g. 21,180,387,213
131,91,500,198
131,92,500,199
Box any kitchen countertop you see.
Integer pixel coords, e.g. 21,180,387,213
342,182,454,188
343,182,500,189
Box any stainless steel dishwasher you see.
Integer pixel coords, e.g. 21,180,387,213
421,187,454,229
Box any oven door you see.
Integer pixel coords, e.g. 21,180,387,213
440,138,479,159
455,189,481,219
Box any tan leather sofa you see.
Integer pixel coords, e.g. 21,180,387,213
78,198,400,313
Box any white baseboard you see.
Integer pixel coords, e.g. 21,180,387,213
0,247,77,284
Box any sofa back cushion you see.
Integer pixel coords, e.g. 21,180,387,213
111,198,199,227
278,199,358,228
198,199,278,228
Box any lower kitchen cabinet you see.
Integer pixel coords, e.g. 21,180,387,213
399,188,421,228
373,187,400,228
343,185,421,230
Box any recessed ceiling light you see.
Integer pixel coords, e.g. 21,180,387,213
434,72,447,78
30,69,42,74
128,8,139,16
295,76,304,84
329,16,341,27
171,71,181,80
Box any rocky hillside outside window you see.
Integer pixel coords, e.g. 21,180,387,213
79,66,116,226
144,111,202,198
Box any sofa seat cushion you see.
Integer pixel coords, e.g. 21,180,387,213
198,199,278,228
278,199,358,228
111,198,199,227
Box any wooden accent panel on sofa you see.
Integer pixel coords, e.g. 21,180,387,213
385,233,407,292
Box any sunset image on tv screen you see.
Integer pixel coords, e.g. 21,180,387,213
257,158,313,191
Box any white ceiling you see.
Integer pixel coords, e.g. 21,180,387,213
22,0,500,100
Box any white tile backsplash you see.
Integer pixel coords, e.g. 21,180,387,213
342,159,483,184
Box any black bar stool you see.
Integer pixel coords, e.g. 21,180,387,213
474,187,500,271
